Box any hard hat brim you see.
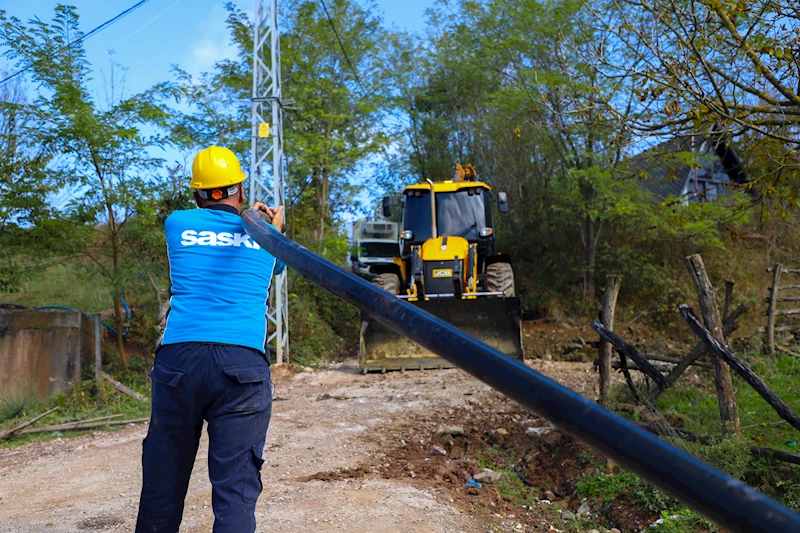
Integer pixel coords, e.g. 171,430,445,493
190,172,246,190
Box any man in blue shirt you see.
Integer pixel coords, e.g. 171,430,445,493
136,146,285,533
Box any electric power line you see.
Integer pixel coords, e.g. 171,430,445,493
0,0,155,89
97,0,185,59
317,0,369,98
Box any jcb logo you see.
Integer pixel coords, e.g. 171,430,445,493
180,230,262,249
432,268,453,278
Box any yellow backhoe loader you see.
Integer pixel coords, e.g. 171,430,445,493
360,165,523,372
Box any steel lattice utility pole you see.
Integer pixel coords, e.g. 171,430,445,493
250,0,288,363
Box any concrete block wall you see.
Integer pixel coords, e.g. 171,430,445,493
0,309,97,400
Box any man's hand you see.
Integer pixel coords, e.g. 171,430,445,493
269,206,285,233
252,203,285,232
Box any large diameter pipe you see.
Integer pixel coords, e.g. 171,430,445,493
242,210,800,533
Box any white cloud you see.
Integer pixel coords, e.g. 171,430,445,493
184,2,242,76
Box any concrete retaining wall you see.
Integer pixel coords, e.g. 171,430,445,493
0,309,96,400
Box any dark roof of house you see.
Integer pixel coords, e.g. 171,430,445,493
628,135,748,201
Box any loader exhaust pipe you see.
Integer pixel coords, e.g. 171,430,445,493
426,178,437,239
242,209,800,533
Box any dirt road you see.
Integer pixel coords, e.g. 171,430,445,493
0,359,599,533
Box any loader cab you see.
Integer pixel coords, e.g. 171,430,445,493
399,183,496,259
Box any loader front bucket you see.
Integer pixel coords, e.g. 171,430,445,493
359,297,523,373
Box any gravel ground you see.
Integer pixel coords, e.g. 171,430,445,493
0,358,600,533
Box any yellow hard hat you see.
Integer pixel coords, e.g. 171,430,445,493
190,146,246,190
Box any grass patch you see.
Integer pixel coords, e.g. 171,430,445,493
575,470,678,512
610,349,800,514
656,352,800,454
576,472,637,502
0,385,42,423
476,447,605,532
476,447,539,507
0,372,151,449
650,509,717,533
0,262,111,313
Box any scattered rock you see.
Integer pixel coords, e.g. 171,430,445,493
610,529,621,533
542,353,553,361
489,428,508,444
302,366,314,372
560,510,576,521
522,452,539,466
437,425,465,436
543,490,556,501
544,431,565,447
587,530,600,533
576,501,591,516
77,517,124,530
473,468,503,484
429,445,447,456
525,426,552,438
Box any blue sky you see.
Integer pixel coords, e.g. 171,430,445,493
1,0,433,217
2,0,433,96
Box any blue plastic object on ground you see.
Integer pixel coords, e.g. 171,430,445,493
464,479,481,489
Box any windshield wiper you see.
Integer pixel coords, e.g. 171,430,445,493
456,222,478,238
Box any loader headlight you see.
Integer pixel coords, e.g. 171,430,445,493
479,227,493,237
401,230,413,240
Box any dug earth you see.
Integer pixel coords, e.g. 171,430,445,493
0,358,640,533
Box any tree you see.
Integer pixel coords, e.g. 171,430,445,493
0,6,177,364
585,0,800,201
0,74,60,292
174,0,393,242
396,0,643,303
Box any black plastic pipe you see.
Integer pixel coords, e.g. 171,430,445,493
243,210,800,533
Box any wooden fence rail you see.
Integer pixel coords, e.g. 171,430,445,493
765,263,800,356
681,305,800,433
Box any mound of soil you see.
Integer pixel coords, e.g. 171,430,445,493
301,391,659,532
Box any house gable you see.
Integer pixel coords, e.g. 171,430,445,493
630,136,748,204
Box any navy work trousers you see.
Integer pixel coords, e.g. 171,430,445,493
135,342,272,533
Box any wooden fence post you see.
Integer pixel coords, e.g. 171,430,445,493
684,254,740,436
599,275,621,407
723,280,734,321
95,315,102,382
767,264,783,356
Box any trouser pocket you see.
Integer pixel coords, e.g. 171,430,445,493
242,446,265,503
222,363,268,413
149,362,185,414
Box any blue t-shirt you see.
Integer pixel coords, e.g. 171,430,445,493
161,205,285,352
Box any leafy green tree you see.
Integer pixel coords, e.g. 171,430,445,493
174,0,393,242
0,6,177,364
397,0,644,303
0,75,61,292
586,0,800,203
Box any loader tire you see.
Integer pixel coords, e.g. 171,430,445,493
486,262,516,297
373,273,401,295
